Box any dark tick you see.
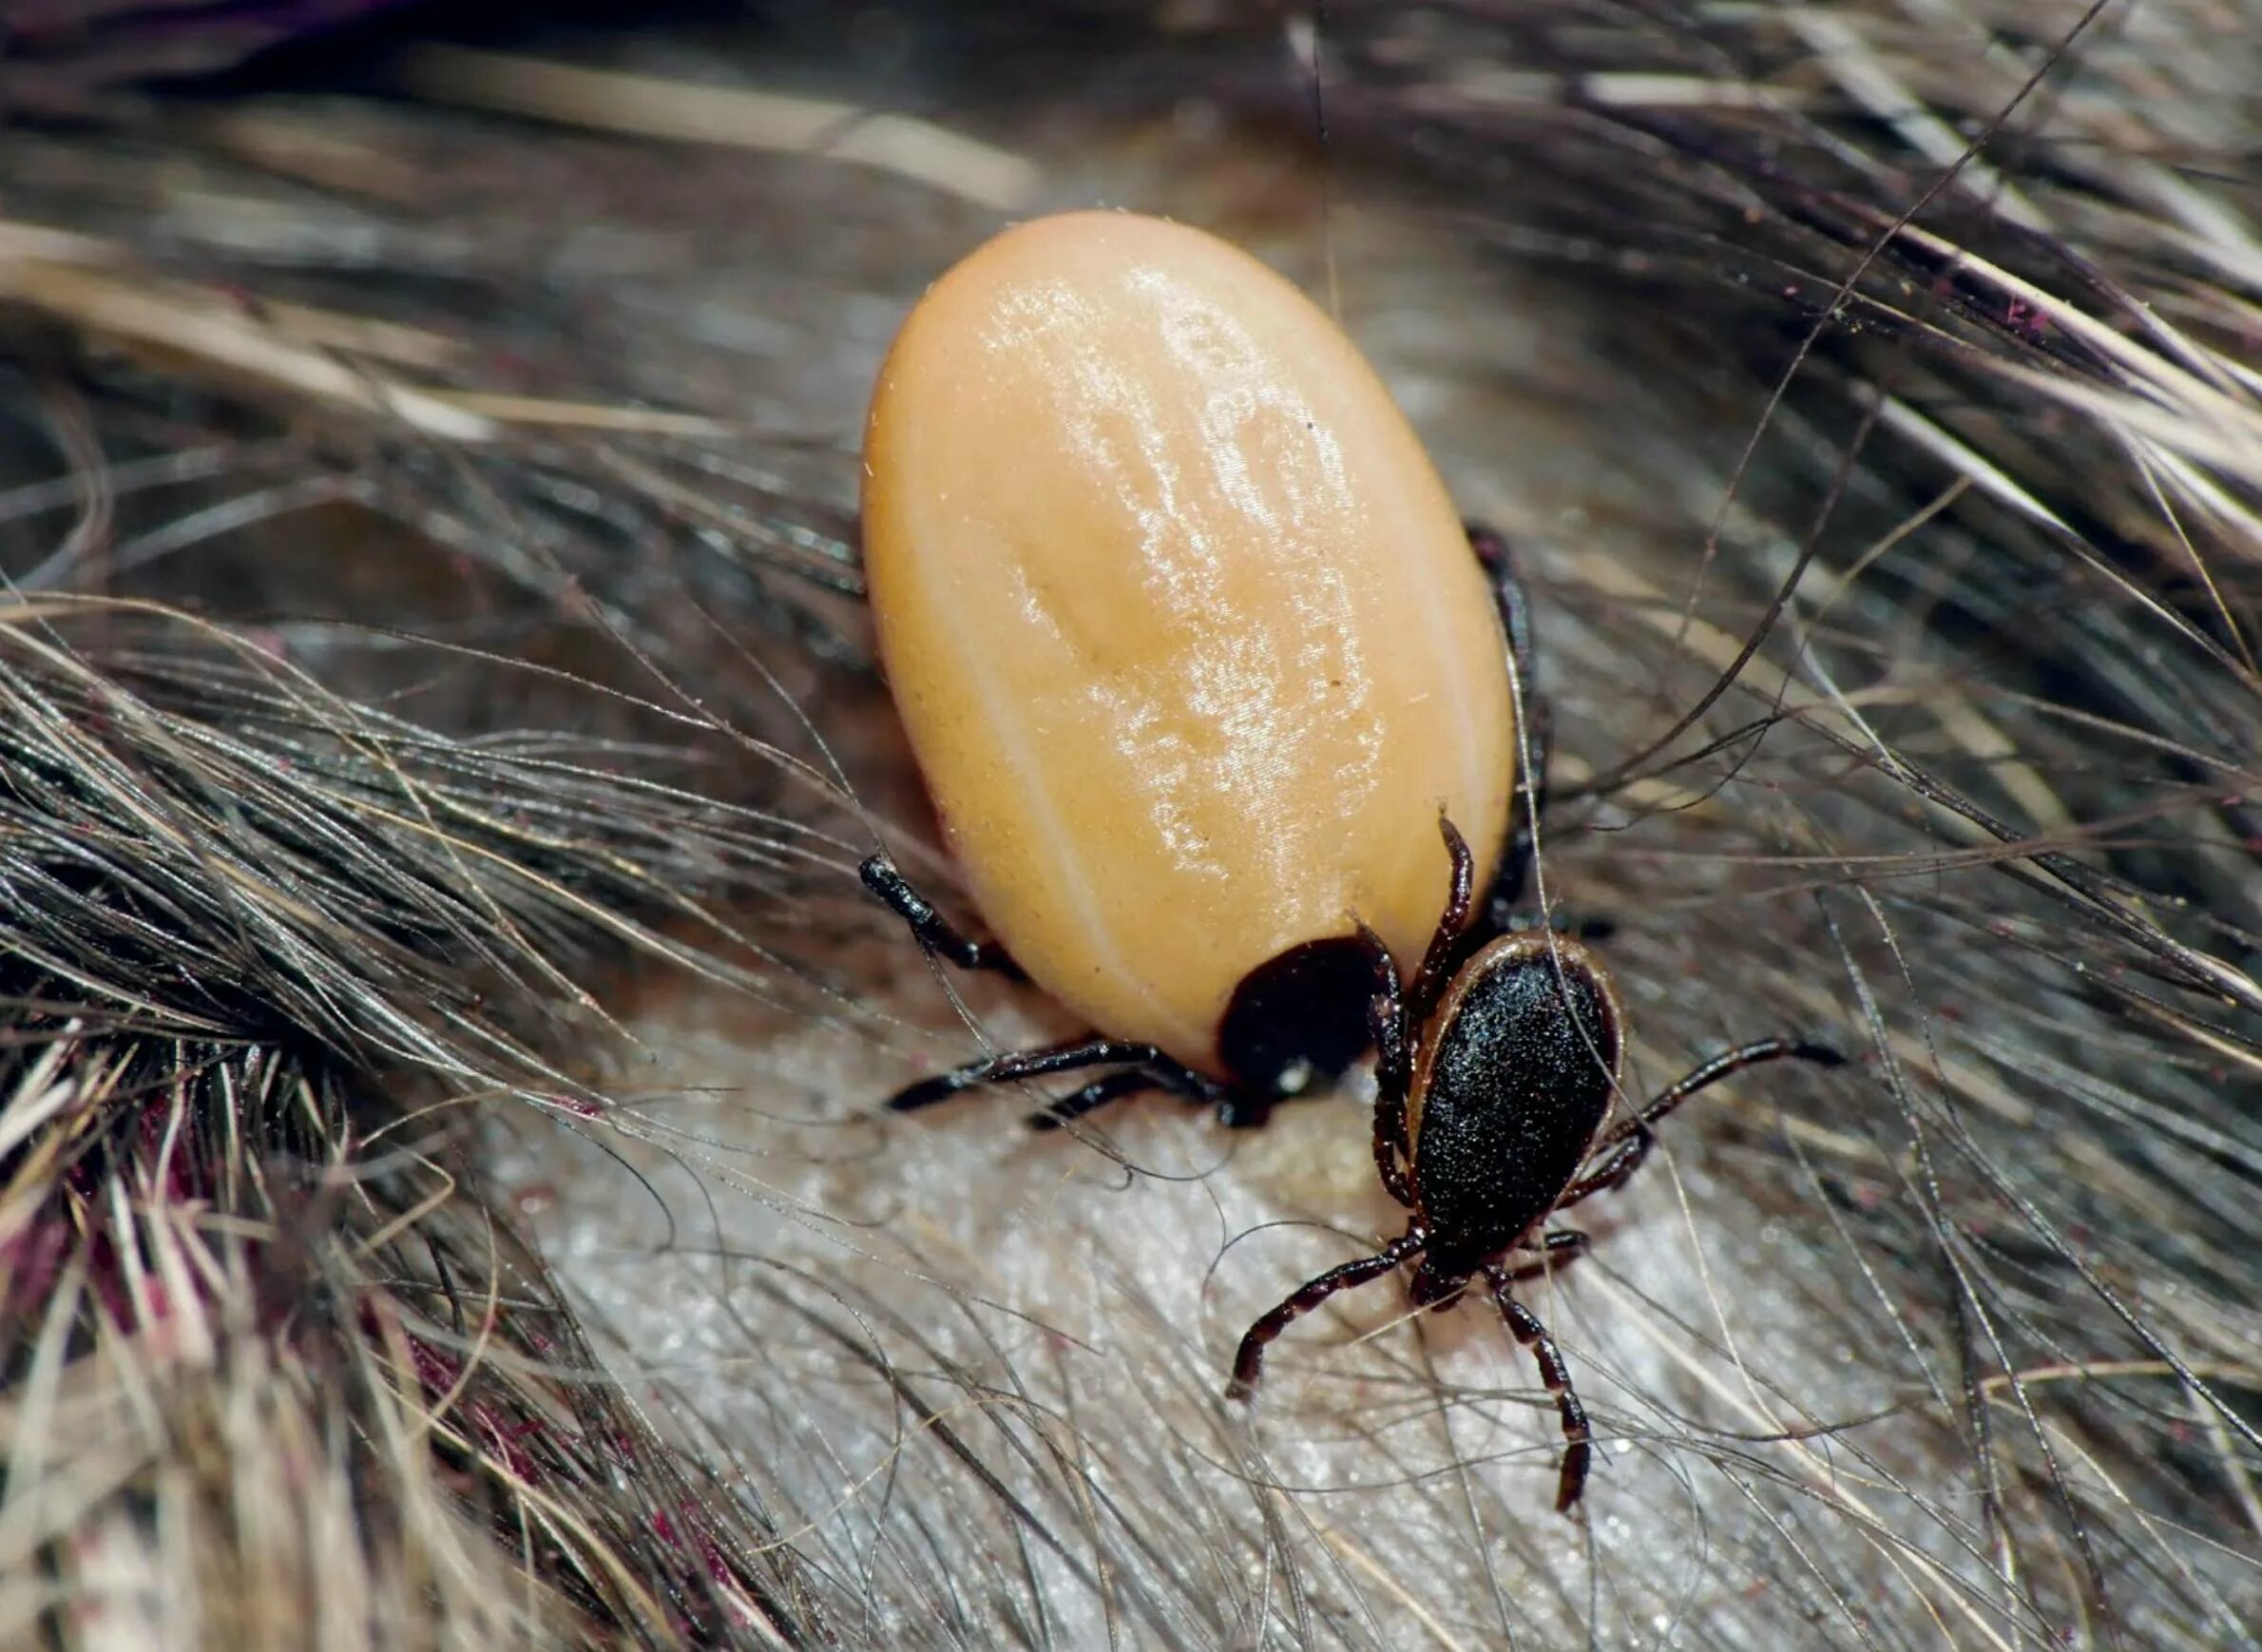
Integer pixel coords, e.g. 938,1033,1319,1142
1224,816,1844,1515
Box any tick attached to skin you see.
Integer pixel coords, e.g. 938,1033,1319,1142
1224,816,1846,1515
859,208,1546,1128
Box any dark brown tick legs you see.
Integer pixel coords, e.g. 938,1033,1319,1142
1034,1066,1220,1129
1466,523,1552,930
1229,1233,1601,1515
1407,816,1477,1021
1356,815,1477,1201
1483,1263,1594,1514
1476,1039,1838,1513
1465,528,1615,947
1501,1230,1590,1282
860,855,1026,977
862,851,1248,1126
882,1033,1233,1128
1224,1232,1428,1401
1357,805,1484,1158
883,1035,1163,1112
1359,931,1415,1206
1557,1037,1847,1207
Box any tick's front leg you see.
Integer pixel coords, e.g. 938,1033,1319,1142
861,854,1025,977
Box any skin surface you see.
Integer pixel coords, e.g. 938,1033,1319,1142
861,210,1515,1076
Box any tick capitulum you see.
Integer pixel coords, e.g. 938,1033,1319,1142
1224,816,1844,1516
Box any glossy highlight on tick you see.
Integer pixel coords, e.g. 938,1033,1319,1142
1224,816,1846,1515
857,208,1531,1127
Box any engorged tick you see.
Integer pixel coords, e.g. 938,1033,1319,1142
855,209,1543,1130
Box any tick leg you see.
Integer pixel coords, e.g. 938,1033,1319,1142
860,854,1025,978
1467,523,1532,673
884,1034,1165,1114
1031,1055,1241,1131
1559,1037,1846,1208
1031,1068,1170,1129
1494,701,1554,926
1355,923,1414,1206
1555,1130,1651,1208
1466,524,1553,928
1407,816,1476,1026
1501,1229,1590,1283
1225,1231,1426,1400
1483,1266,1594,1516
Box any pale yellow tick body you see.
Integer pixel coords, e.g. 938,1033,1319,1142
863,209,1514,1085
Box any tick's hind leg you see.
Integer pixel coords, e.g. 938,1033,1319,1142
1225,1232,1427,1401
883,1034,1163,1114
1501,1229,1590,1283
866,851,1264,1128
1466,523,1553,932
861,854,1025,977
1032,1055,1240,1130
1028,1068,1171,1129
1483,1264,1594,1515
885,1031,1248,1130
